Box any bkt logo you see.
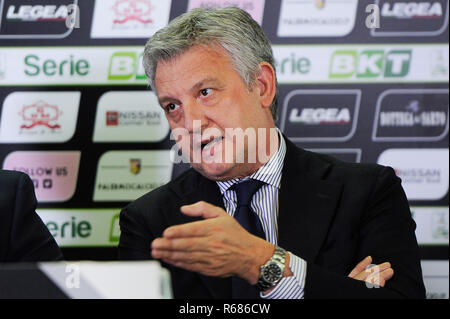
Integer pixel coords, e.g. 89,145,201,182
330,50,412,79
108,52,146,81
280,90,360,142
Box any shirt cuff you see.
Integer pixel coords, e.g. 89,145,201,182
260,252,307,299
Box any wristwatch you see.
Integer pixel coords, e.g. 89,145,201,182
255,246,286,291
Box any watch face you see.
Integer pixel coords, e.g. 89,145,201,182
262,263,282,283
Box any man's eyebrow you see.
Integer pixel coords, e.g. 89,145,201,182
191,77,222,92
158,95,181,107
158,77,222,106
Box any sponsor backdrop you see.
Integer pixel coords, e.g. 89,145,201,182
0,0,448,298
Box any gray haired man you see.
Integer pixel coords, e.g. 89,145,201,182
119,7,425,299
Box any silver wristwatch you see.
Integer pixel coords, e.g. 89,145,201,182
255,246,286,291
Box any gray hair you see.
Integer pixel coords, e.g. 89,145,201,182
142,7,278,121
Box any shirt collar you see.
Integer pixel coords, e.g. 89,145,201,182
216,128,286,194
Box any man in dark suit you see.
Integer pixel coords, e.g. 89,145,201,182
0,169,63,262
119,8,425,298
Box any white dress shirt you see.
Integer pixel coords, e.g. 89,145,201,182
216,129,306,299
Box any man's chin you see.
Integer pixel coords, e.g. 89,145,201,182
191,162,236,181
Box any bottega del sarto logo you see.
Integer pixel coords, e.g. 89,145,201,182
381,1,443,19
379,100,447,128
19,100,62,132
6,4,71,22
289,108,351,125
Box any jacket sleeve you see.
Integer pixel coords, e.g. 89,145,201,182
304,166,426,299
118,202,154,260
6,172,63,262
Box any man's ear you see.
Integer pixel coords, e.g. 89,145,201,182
255,62,276,109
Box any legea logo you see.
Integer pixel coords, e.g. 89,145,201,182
6,4,69,21
277,0,357,37
372,0,449,36
330,50,412,79
0,92,80,143
377,148,449,201
92,91,169,142
188,0,265,25
2,151,81,202
280,89,360,142
0,0,78,39
91,0,172,38
93,150,173,201
372,89,449,142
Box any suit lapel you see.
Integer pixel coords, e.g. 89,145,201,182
278,139,343,264
175,172,232,299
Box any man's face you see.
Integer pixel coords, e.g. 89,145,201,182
155,45,273,181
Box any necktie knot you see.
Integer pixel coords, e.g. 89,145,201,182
231,179,265,207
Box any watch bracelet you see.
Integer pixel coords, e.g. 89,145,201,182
255,246,286,291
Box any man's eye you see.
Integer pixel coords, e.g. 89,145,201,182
200,88,211,97
166,103,180,112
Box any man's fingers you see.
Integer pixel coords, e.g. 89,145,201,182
366,268,394,287
348,256,372,278
352,262,392,281
379,267,394,283
163,202,229,238
152,237,209,251
163,219,212,238
152,249,207,264
180,201,227,219
163,216,230,238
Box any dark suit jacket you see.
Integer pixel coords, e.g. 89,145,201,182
0,170,63,262
118,138,426,299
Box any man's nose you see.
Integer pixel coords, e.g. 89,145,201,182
183,101,207,133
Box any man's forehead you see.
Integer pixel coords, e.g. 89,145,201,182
154,45,233,89
156,45,231,75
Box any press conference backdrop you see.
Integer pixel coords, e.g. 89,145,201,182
0,0,448,298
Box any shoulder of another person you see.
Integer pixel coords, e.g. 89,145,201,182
0,169,32,193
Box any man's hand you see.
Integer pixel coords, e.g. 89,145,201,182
151,201,274,284
348,256,394,287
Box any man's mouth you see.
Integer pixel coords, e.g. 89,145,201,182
201,136,224,151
